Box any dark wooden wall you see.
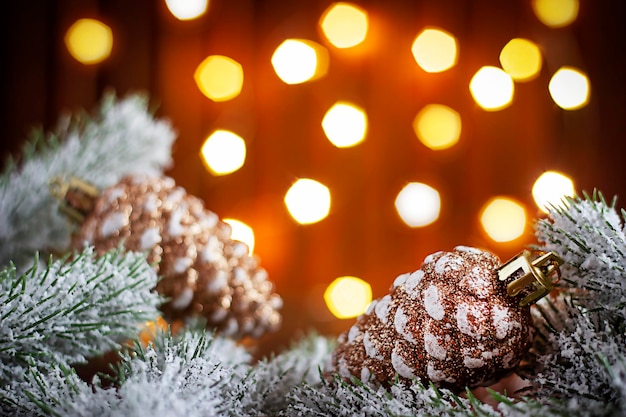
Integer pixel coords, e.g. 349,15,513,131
2,0,625,354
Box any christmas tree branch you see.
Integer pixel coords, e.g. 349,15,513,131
19,326,253,417
0,247,162,387
535,192,626,315
0,92,176,270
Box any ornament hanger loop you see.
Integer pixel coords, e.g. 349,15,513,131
497,249,564,306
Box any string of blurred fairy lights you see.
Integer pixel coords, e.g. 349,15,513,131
64,0,584,320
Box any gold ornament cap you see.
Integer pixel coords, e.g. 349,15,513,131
497,249,564,306
50,176,100,222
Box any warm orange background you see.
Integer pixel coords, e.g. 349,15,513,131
1,0,625,355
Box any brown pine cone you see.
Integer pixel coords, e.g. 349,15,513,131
73,175,282,339
332,246,533,391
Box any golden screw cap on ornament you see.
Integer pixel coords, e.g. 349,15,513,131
332,246,563,391
52,175,282,339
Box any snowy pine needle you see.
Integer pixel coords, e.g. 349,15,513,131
0,247,162,383
0,92,176,270
535,192,626,316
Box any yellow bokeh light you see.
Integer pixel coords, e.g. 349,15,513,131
532,0,579,28
395,182,441,228
413,104,462,150
64,18,113,65
324,276,372,319
271,39,329,85
548,67,590,110
411,28,458,73
164,0,209,20
200,130,246,175
223,218,255,254
319,2,369,48
194,55,243,102
480,197,527,243
469,66,515,111
322,102,368,148
284,179,331,224
532,171,576,213
499,38,543,82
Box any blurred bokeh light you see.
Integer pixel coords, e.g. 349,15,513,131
499,38,543,82
65,18,113,64
223,218,255,254
322,102,368,148
532,171,576,213
164,0,209,20
480,197,527,242
549,67,590,110
284,179,331,224
532,0,579,28
324,276,372,319
200,130,246,175
411,28,458,73
413,104,461,150
469,66,515,111
271,39,329,84
395,182,441,227
194,55,243,102
319,2,369,48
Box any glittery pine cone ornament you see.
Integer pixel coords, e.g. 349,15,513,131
332,246,562,391
64,175,282,339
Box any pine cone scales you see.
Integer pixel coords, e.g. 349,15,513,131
332,246,533,391
74,175,282,339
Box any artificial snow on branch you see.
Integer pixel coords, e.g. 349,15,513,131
535,192,626,316
0,247,162,415
0,92,176,270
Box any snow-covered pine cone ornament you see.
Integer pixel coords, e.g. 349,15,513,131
62,175,282,339
332,246,563,391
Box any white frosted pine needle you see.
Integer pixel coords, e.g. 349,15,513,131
0,247,162,383
0,92,176,270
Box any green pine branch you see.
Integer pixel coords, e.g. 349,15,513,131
0,247,162,391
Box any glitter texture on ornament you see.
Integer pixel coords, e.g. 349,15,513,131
332,246,534,391
72,175,282,339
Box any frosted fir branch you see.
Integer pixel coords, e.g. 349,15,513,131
32,328,252,417
535,192,626,315
228,333,335,416
518,293,626,415
283,374,497,417
0,92,176,270
0,247,162,386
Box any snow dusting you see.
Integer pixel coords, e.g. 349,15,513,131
206,270,228,294
363,332,384,360
393,272,408,288
391,344,416,379
463,356,484,369
167,208,185,237
423,331,447,360
455,303,483,338
374,295,391,323
348,325,361,343
140,227,161,250
100,212,129,237
423,285,445,320
492,304,514,339
427,363,453,383
173,257,193,274
434,254,464,275
454,246,483,255
171,287,194,309
394,307,416,343
404,270,424,294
